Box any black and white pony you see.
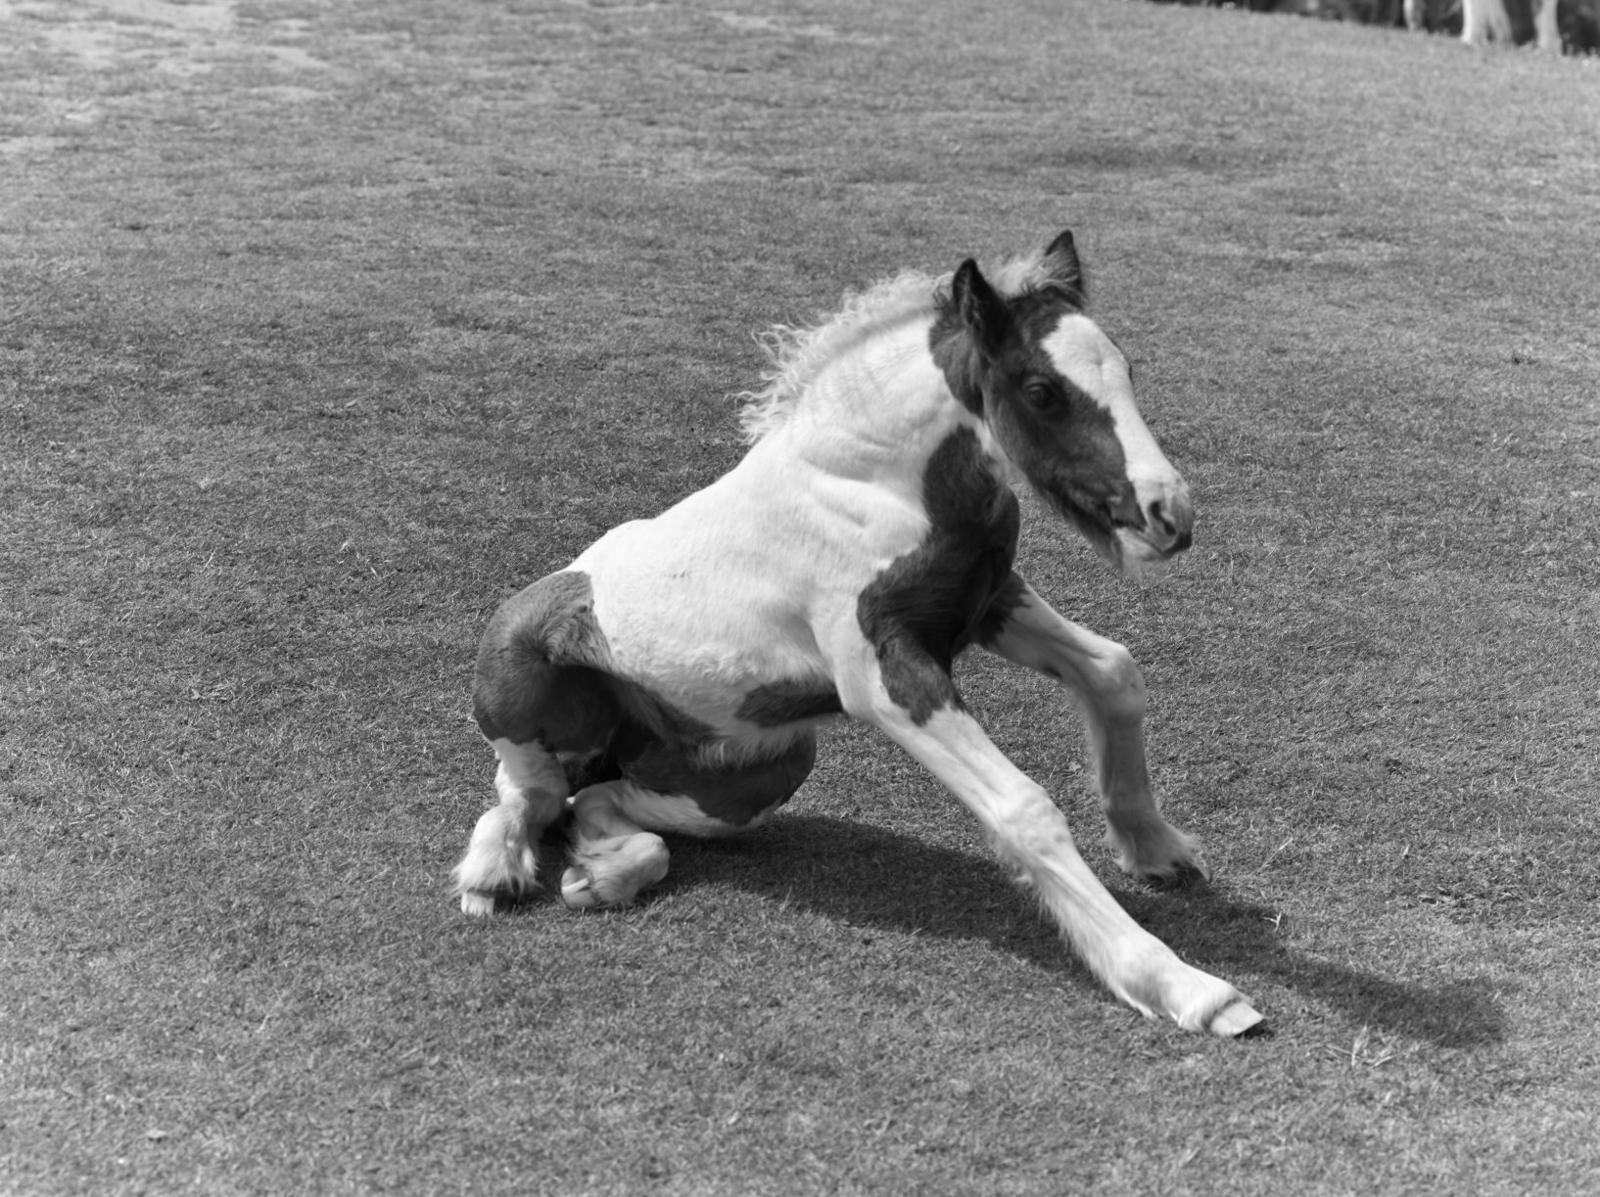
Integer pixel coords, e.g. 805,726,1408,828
453,231,1262,1036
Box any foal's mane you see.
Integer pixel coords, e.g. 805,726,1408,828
737,269,938,444
737,244,1074,444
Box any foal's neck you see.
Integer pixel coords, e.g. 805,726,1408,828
791,318,975,466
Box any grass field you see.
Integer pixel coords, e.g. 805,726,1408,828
3,0,1599,1192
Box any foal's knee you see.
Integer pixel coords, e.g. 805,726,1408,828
1089,644,1147,722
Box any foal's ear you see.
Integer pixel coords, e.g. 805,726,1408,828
951,258,1011,361
1041,229,1087,307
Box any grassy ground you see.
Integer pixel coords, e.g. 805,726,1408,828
3,0,1598,1193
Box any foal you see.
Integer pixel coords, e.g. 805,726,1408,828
452,231,1261,1036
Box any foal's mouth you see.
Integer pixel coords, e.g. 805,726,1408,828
1139,527,1193,557
1111,525,1193,580
1112,484,1194,565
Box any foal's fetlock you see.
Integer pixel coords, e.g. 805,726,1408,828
452,803,541,916
1106,811,1210,883
561,833,669,910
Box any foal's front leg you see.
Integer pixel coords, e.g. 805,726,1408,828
827,631,1260,1036
979,576,1207,883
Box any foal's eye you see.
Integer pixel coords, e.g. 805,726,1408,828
1024,383,1064,414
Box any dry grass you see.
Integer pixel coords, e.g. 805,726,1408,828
3,0,1599,1193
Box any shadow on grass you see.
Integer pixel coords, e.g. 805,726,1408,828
664,812,1508,1049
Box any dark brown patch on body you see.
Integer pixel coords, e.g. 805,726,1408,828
475,570,716,749
856,427,1021,725
617,731,817,827
736,679,844,726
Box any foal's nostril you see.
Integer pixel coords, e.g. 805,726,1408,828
1147,498,1193,551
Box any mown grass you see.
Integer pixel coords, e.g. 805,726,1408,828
3,0,1598,1193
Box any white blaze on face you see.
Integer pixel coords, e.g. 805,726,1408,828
1042,314,1194,566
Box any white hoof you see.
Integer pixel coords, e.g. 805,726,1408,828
1167,972,1263,1037
459,889,499,918
560,867,601,909
1208,998,1266,1038
1118,946,1262,1037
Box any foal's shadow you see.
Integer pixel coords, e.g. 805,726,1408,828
664,813,1507,1049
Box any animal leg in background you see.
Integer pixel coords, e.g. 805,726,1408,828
452,738,569,915
827,632,1261,1036
979,577,1206,882
1461,0,1513,44
1532,0,1560,50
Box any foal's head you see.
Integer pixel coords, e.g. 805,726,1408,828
932,230,1194,574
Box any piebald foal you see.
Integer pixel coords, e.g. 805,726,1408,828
453,232,1262,1036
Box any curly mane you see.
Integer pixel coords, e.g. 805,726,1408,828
735,244,1076,444
736,270,940,444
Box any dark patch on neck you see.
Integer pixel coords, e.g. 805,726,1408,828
855,427,1021,725
970,570,1030,649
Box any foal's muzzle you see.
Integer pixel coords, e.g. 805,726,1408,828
1114,478,1194,563
1145,493,1194,554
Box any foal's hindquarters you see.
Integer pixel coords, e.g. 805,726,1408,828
452,568,820,914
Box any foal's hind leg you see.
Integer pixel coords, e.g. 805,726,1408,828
980,577,1208,882
562,734,815,908
452,738,569,916
561,781,671,909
